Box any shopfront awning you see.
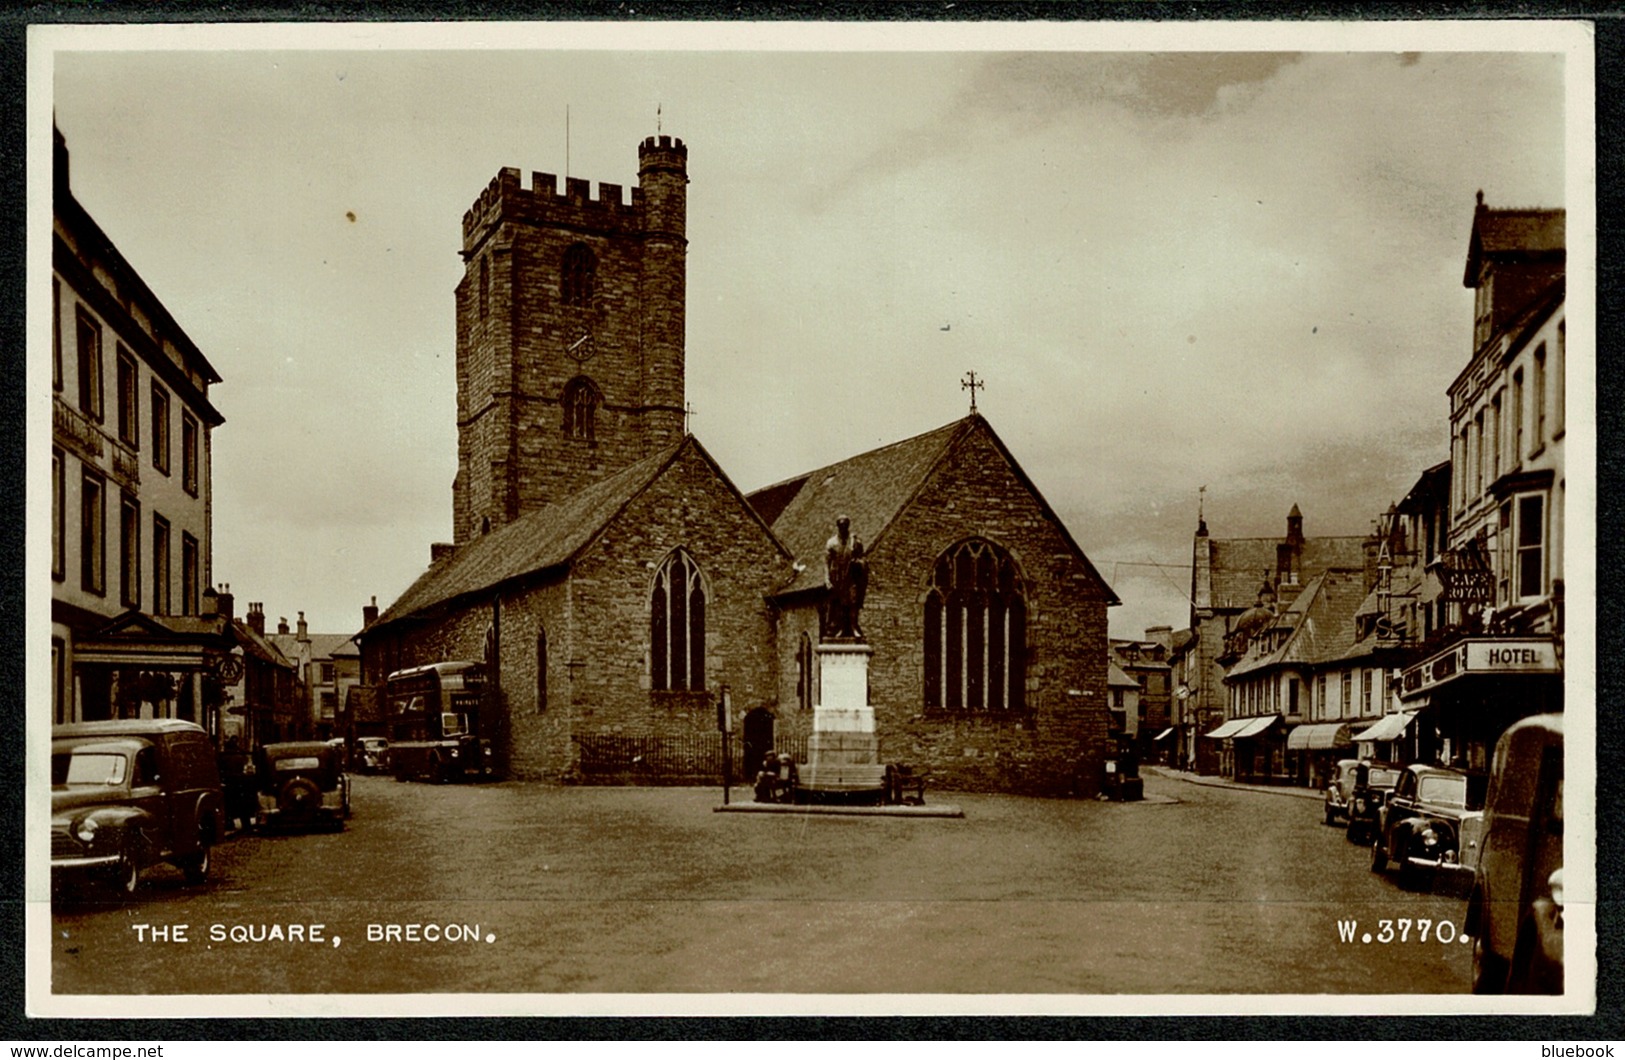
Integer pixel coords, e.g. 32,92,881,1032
1355,710,1417,744
1153,728,1174,741
1287,722,1353,751
1204,719,1250,739
1232,714,1282,739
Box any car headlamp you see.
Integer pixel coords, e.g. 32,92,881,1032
1355,798,1366,812
75,817,99,843
1420,826,1438,847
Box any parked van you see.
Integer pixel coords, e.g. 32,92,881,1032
1465,713,1563,994
51,719,226,896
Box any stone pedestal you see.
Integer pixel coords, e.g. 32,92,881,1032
801,642,886,795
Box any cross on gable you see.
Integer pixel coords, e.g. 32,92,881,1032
961,370,984,414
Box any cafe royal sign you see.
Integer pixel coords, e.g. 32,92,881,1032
1400,638,1560,699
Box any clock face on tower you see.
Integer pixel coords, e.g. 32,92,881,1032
566,330,595,363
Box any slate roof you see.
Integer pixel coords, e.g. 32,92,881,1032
1107,662,1140,689
370,436,785,633
1226,568,1369,678
232,620,295,669
1206,535,1367,611
1464,206,1565,285
268,632,356,662
748,415,1117,602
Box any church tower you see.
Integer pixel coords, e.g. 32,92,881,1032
452,135,689,544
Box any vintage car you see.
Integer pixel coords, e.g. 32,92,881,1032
1345,761,1403,845
1371,763,1487,888
357,737,390,775
254,741,351,832
51,719,226,896
1322,758,1360,826
1466,714,1563,994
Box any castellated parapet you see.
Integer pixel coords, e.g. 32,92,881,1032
460,135,687,256
452,134,689,545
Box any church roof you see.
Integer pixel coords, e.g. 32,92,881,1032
372,437,751,632
748,415,1117,603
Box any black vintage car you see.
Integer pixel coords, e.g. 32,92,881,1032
1371,763,1487,889
51,720,226,896
1466,714,1563,994
1345,761,1403,845
254,742,351,832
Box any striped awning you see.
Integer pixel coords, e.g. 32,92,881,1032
1204,719,1250,739
1355,710,1417,744
1287,722,1353,751
1232,714,1282,739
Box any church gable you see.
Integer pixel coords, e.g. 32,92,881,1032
567,438,791,703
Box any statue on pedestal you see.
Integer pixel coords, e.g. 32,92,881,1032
822,515,868,641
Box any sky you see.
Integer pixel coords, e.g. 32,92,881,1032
37,22,1579,638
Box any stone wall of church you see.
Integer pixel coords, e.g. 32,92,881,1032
554,445,788,770
777,425,1113,796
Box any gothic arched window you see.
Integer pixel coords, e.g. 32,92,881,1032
561,243,596,307
561,376,602,441
923,538,1027,712
651,550,706,692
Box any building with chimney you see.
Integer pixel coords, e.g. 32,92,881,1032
49,125,233,728
1396,195,1566,770
1186,506,1370,774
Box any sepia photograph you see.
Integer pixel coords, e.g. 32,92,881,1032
27,18,1595,1018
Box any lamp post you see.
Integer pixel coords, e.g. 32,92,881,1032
716,683,732,804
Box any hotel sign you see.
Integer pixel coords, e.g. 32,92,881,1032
1400,638,1559,698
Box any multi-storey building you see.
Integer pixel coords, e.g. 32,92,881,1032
1397,195,1566,770
50,126,231,727
1110,633,1173,760
268,611,359,740
1187,506,1369,774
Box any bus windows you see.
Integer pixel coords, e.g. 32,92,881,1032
442,713,466,737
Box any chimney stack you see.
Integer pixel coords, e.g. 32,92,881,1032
201,586,219,617
216,583,235,622
363,595,379,628
297,611,308,641
247,602,266,636
278,616,290,635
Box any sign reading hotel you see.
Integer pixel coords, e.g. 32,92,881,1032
1400,638,1560,697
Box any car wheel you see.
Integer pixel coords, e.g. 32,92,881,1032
1346,822,1363,845
1324,804,1335,826
1370,836,1388,872
180,823,213,885
278,777,322,826
115,846,141,897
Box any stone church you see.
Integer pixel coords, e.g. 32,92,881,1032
357,134,1118,795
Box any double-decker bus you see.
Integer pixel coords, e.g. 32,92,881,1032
382,661,493,783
